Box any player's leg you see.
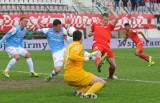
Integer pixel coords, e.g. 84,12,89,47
135,49,149,61
97,53,107,72
25,52,39,77
81,75,106,98
135,44,149,61
3,47,20,78
106,47,117,79
46,66,62,80
92,44,106,72
74,86,91,96
135,44,154,66
92,44,102,66
45,49,64,81
65,71,106,98
18,47,39,77
107,58,117,79
45,60,63,82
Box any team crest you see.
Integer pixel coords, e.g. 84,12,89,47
20,32,24,35
74,46,79,52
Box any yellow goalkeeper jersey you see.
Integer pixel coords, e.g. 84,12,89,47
64,41,86,76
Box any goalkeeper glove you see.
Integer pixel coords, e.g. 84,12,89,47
84,57,89,61
88,51,99,58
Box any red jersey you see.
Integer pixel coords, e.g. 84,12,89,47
91,22,114,45
126,29,142,45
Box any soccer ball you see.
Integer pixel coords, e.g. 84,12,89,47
67,26,76,37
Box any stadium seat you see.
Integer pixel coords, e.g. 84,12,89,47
5,0,10,4
0,0,5,4
23,0,29,4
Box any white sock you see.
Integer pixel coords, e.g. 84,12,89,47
5,58,17,72
26,58,34,72
50,70,56,78
91,56,96,60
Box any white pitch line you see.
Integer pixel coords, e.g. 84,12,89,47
0,70,50,76
115,56,160,59
118,78,160,84
102,78,160,84
1,70,160,84
11,70,50,75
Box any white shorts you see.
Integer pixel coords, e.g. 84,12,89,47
5,46,28,58
52,48,65,67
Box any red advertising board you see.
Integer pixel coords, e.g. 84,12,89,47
0,13,155,32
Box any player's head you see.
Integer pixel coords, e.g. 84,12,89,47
20,17,28,28
124,23,130,31
102,13,109,25
73,30,82,43
53,19,62,32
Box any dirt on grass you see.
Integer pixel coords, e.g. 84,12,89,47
0,79,64,90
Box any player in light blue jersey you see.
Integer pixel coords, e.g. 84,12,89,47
0,17,39,78
34,19,68,81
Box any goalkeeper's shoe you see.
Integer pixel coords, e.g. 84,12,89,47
148,56,155,66
30,72,39,77
97,53,107,72
3,71,10,78
45,75,52,82
80,93,97,99
73,91,84,96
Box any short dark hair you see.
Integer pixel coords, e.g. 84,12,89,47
124,23,130,26
53,19,61,26
20,17,28,21
102,13,109,17
73,30,82,41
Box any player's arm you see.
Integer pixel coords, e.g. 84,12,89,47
33,24,48,35
63,27,67,40
88,32,94,37
88,23,95,37
0,27,16,46
107,6,118,26
33,24,41,33
69,45,89,62
118,37,128,47
138,31,149,42
63,27,72,43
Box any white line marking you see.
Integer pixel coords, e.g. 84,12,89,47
0,70,50,75
11,70,50,75
1,70,160,84
102,78,160,84
118,78,160,84
115,56,159,59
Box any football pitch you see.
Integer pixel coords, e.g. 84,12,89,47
0,48,160,103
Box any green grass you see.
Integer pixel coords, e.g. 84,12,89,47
0,48,160,103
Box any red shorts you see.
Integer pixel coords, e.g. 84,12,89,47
92,43,114,58
136,43,143,53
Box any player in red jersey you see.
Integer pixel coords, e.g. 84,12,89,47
88,6,118,79
118,23,154,66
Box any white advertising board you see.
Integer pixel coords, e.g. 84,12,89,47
0,38,160,51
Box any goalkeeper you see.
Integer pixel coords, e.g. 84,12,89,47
63,30,106,98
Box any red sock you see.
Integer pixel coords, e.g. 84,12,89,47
95,57,101,66
137,53,149,61
109,67,115,78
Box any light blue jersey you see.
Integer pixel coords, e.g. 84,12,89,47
39,27,66,54
0,26,27,48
